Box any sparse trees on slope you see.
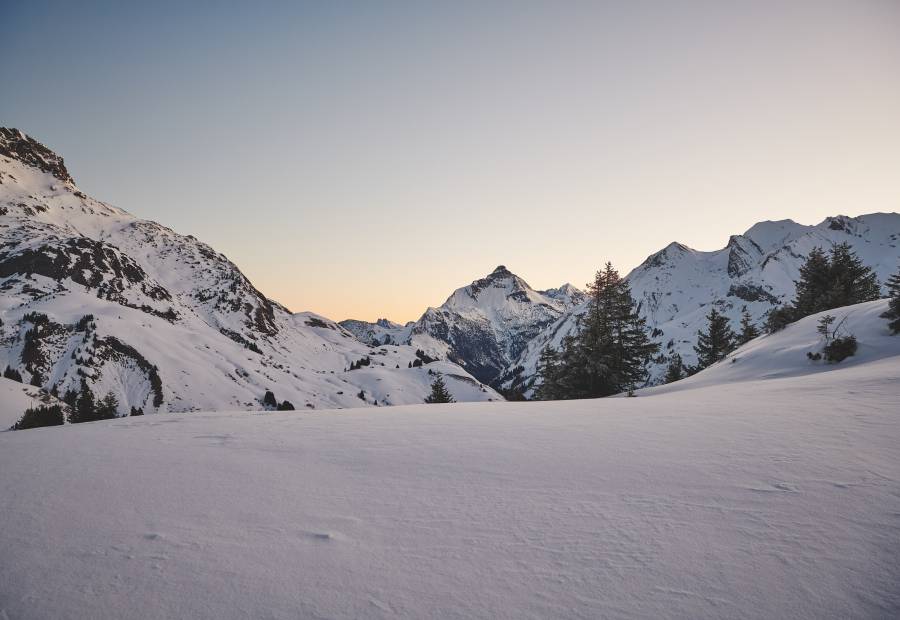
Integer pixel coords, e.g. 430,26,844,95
694,307,736,370
425,373,455,404
880,265,900,334
768,244,881,332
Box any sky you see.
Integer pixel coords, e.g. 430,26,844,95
4,1,900,322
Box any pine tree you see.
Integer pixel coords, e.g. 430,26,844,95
880,265,900,334
663,353,685,384
826,242,881,308
424,373,454,403
793,246,832,316
97,391,119,420
694,307,736,370
70,379,97,424
568,263,659,397
737,309,760,345
534,346,562,400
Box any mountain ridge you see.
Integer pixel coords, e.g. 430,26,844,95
0,129,501,415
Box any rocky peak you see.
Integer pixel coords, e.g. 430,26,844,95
0,128,73,184
823,215,856,233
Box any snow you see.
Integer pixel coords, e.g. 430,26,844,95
645,299,900,395
0,138,500,413
1,308,898,619
0,377,61,429
508,212,900,395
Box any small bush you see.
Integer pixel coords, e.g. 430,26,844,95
14,405,65,430
823,335,857,363
263,390,277,408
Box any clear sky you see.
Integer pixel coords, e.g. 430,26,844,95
4,1,900,322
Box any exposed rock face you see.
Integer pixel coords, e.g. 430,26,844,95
0,128,73,184
342,266,585,387
0,129,501,414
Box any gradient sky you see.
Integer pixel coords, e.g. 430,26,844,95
4,1,900,322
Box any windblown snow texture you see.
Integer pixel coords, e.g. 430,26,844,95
1,300,898,619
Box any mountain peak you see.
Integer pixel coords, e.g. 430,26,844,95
488,265,512,278
0,128,73,184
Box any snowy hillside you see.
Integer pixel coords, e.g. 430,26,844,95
342,266,585,386
0,377,66,429
0,129,500,414
505,213,900,395
646,299,900,394
1,327,897,618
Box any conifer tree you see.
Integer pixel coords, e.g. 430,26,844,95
70,379,97,424
793,246,832,316
534,346,562,400
550,263,659,398
97,391,119,420
424,373,454,403
880,265,900,334
826,242,881,308
769,244,880,332
694,307,736,370
738,309,760,345
663,353,686,384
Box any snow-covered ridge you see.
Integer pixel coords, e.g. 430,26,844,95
342,265,585,386
0,129,501,414
502,212,900,396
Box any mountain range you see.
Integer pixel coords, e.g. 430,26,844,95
0,129,501,414
2,128,899,411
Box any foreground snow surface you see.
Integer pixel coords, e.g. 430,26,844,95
2,359,899,619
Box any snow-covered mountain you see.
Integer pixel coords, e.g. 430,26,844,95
342,266,585,386
0,129,501,414
503,213,900,396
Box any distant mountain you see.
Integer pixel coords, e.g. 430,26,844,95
503,213,900,396
0,129,501,415
342,266,585,386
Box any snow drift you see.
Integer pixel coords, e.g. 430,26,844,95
1,298,898,618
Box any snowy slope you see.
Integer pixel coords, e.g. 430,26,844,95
1,335,898,618
0,377,67,430
339,317,413,346
0,129,500,413
505,213,900,396
645,298,900,394
342,267,585,386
